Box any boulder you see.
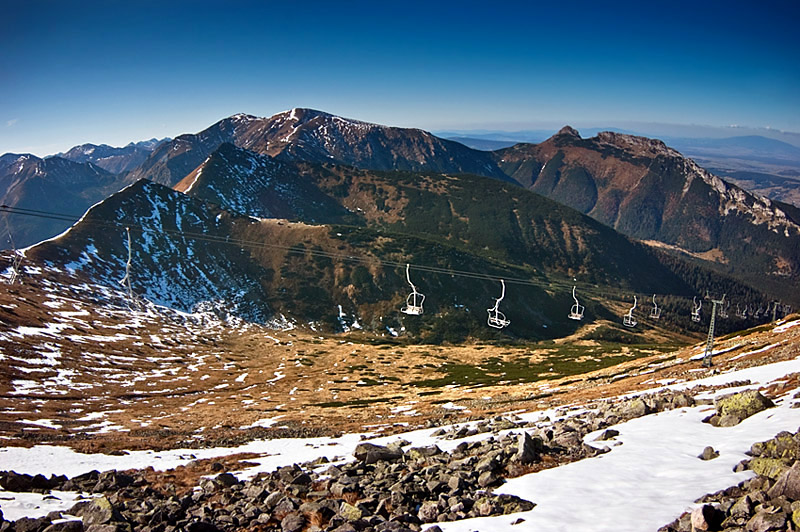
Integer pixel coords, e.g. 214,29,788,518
406,445,441,461
214,472,239,488
339,502,362,522
768,462,800,500
184,522,221,532
353,443,403,464
513,432,541,464
0,471,34,492
594,429,619,441
477,471,501,488
745,510,786,532
698,446,720,461
715,390,774,425
68,497,123,527
690,504,715,530
13,517,52,532
622,398,651,418
747,457,791,480
417,501,439,523
730,495,753,518
280,512,306,532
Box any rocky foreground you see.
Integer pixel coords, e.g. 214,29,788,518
0,388,709,532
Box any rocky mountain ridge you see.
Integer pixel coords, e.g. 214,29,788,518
496,128,800,289
55,137,168,174
124,108,512,188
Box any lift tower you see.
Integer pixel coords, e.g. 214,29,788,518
702,293,726,368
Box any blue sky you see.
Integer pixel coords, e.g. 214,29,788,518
2,0,798,156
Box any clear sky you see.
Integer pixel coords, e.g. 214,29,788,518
3,0,798,156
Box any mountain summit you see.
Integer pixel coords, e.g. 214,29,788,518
125,108,513,186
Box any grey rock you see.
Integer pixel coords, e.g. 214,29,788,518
698,446,720,461
68,497,122,527
339,502,362,522
594,429,619,441
690,504,717,531
353,443,403,464
417,501,439,523
477,471,501,488
407,445,441,461
84,526,128,532
719,414,742,427
14,517,52,532
767,461,800,500
213,472,239,488
745,510,786,532
280,512,305,532
730,495,753,518
623,398,651,418
513,432,541,464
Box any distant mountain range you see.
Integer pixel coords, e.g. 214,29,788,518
0,153,119,247
2,109,798,335
53,138,169,174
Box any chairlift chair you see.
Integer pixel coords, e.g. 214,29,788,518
718,301,729,319
691,297,702,323
568,286,584,320
623,295,637,328
487,279,511,329
649,294,661,320
400,264,425,315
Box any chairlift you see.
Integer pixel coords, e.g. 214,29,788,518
400,263,425,315
718,300,729,319
623,295,637,328
567,286,584,320
754,305,763,319
742,305,749,319
649,294,661,320
487,279,511,329
691,297,702,323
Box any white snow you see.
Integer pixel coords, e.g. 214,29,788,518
774,319,800,333
730,342,781,361
0,491,89,522
239,417,283,430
